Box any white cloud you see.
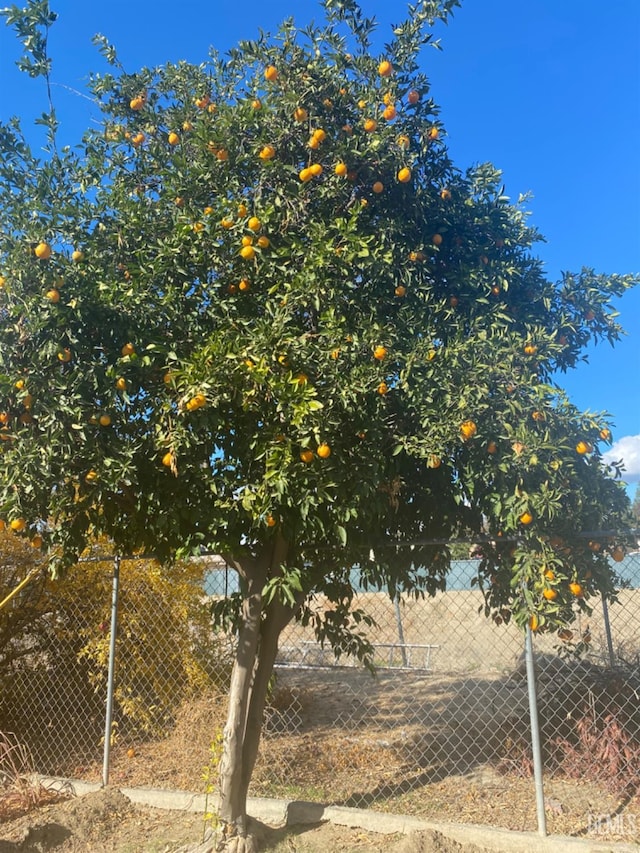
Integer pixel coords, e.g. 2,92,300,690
602,434,640,483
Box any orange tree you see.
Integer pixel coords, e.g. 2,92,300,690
0,0,636,846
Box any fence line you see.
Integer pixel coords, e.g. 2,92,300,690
1,541,639,840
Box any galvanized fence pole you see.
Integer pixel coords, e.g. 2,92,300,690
524,625,547,837
600,592,616,668
394,595,408,667
102,554,121,787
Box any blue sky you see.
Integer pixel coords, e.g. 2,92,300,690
1,0,638,495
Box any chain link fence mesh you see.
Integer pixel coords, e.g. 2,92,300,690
1,539,639,837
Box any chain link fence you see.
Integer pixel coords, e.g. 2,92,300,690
1,537,639,839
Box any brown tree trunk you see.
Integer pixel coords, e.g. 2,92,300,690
216,537,299,852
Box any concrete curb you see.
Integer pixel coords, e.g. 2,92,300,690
40,777,638,852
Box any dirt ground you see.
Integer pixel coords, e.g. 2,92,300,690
0,788,493,853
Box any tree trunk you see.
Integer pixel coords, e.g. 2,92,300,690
216,537,298,852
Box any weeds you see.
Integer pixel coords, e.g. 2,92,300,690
0,731,68,822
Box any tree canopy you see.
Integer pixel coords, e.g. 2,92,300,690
0,0,634,633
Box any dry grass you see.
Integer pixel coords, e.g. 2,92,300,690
0,731,70,822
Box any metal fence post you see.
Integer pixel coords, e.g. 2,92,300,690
524,625,547,837
600,592,616,669
394,595,408,667
102,554,121,787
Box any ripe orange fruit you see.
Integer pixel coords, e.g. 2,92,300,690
175,197,185,208
383,92,394,106
317,443,331,459
382,104,397,121
529,614,540,631
532,410,545,422
312,128,326,143
34,242,52,260
216,149,229,162
427,127,439,140
240,245,256,260
45,289,60,303
168,131,180,145
241,235,254,247
569,582,584,597
266,514,277,527
294,373,308,385
519,511,533,526
121,343,135,357
407,89,420,104
363,118,377,132
14,379,25,390
10,518,26,532
30,535,42,549
115,377,127,391
524,343,537,355
397,134,410,148
259,145,276,160
599,428,611,441
460,420,477,440
487,441,497,454
432,233,443,246
221,217,234,229
162,452,173,468
264,65,278,82
394,285,406,297
575,441,592,455
293,107,308,122
427,454,441,469
335,162,347,176
71,249,84,262
99,414,111,427
543,568,555,580
248,216,261,232
397,167,411,183
309,163,323,177
299,167,313,182
373,345,387,361
377,381,389,395
131,132,145,147
372,181,384,194
542,588,558,601
300,449,314,464
378,60,393,77
129,95,146,110
238,279,251,292
440,188,451,200
85,469,99,483
257,236,270,249
195,95,210,109
186,394,206,411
